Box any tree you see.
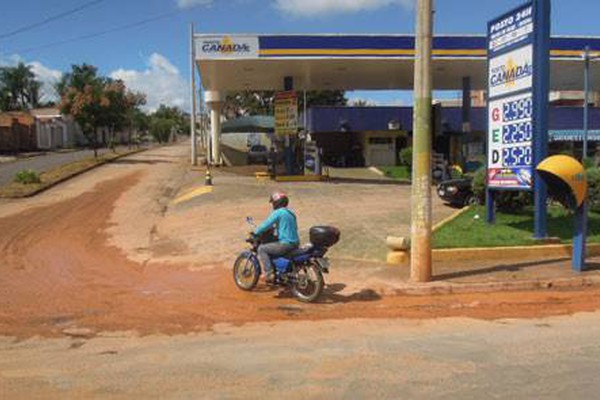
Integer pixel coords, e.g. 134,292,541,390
298,90,347,110
223,90,347,118
151,104,186,138
0,62,41,111
59,64,147,155
150,118,175,144
59,64,110,157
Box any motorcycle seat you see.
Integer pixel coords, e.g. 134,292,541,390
286,244,313,258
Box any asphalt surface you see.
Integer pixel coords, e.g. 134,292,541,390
0,147,126,186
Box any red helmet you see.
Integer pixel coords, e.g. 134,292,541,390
269,191,289,209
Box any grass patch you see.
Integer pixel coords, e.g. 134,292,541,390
433,205,600,249
378,166,411,181
0,150,141,198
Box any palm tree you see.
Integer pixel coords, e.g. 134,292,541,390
0,62,40,111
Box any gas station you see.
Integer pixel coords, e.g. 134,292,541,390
192,33,600,167
190,1,600,279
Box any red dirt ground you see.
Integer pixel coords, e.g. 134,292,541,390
2,173,600,339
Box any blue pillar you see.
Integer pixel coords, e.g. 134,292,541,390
462,76,471,134
533,0,551,239
572,202,588,272
486,189,496,224
284,76,294,175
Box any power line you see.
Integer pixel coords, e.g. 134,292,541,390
0,0,107,40
9,10,182,55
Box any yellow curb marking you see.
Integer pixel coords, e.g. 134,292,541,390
172,186,213,205
432,205,473,232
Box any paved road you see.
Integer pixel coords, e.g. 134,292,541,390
2,313,600,399
0,147,131,186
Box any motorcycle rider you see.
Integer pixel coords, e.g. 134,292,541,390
253,192,299,283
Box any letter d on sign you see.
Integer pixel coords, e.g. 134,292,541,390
492,150,500,164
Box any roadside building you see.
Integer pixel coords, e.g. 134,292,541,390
0,112,37,152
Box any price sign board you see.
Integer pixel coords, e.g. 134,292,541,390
488,93,533,188
487,2,535,190
274,91,298,137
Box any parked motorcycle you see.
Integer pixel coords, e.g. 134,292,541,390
233,217,340,303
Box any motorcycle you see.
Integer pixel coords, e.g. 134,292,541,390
233,217,340,303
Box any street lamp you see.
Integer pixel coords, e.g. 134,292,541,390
583,46,599,161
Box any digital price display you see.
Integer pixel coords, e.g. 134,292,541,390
488,93,533,189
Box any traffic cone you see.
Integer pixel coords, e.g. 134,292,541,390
205,168,213,186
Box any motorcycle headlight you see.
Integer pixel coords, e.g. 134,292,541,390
446,186,458,194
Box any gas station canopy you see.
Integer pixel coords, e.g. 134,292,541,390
195,34,600,91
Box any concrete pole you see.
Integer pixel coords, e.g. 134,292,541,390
210,105,222,165
410,0,434,283
584,46,590,161
206,91,224,166
189,23,198,166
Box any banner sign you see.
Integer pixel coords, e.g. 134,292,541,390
487,2,535,190
274,91,298,137
549,130,600,142
195,35,259,59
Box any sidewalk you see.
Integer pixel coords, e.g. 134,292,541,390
329,255,600,296
0,146,133,186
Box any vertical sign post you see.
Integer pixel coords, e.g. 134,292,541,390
486,0,550,238
274,90,298,176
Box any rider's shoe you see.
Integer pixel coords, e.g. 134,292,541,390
265,272,275,284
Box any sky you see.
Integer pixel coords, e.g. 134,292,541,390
1,0,600,111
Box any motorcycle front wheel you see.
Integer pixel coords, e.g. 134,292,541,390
291,262,324,303
233,253,260,291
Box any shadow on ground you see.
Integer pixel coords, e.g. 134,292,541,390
434,257,585,281
270,283,381,304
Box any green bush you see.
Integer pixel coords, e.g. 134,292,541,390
14,169,41,184
583,157,595,170
471,167,532,212
399,147,412,170
588,167,600,211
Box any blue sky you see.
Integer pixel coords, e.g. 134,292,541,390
1,0,599,111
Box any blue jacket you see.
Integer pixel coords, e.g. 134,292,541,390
255,208,300,245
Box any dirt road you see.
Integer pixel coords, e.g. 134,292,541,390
1,144,600,340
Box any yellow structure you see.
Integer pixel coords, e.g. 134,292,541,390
536,155,587,209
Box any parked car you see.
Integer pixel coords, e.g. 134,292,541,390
437,178,479,207
247,144,269,164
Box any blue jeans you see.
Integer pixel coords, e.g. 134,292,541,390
257,242,297,276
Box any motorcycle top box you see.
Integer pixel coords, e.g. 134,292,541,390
309,226,340,248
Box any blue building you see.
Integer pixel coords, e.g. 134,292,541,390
305,106,600,167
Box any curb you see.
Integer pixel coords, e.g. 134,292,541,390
0,148,147,199
385,275,600,296
432,205,472,232
432,243,600,263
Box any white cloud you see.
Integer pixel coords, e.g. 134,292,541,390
176,0,213,9
274,0,412,17
28,61,63,102
110,53,189,112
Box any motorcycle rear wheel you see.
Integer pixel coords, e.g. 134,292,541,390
233,254,260,291
291,262,324,303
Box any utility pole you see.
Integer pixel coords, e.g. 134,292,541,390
190,23,198,166
410,0,434,282
584,46,590,161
